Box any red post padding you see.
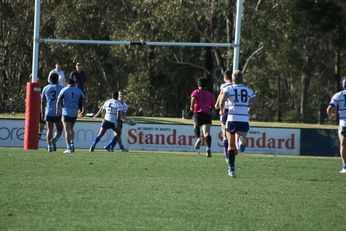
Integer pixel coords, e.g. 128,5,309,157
24,82,41,150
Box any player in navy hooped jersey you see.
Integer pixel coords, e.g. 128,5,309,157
327,79,346,174
219,70,256,177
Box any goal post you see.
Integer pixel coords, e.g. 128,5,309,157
25,0,243,150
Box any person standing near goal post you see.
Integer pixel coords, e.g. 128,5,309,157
219,70,256,177
41,73,64,152
56,78,87,153
190,77,215,157
327,79,346,174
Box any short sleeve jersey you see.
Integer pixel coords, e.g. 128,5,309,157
57,86,86,117
191,89,215,115
220,82,233,109
116,100,128,122
329,90,346,126
102,99,122,123
41,84,63,117
222,84,256,122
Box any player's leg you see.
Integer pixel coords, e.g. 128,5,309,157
46,121,54,152
193,113,201,150
226,121,237,177
202,124,212,157
62,121,72,153
338,127,346,173
104,122,118,152
51,117,63,151
116,122,128,151
90,126,107,152
70,120,76,152
235,131,247,152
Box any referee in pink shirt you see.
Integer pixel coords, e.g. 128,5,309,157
190,78,215,157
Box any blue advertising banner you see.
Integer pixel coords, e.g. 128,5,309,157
300,128,339,157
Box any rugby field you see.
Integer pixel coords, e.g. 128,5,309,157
0,148,344,230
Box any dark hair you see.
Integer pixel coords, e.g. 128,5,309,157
112,91,119,99
223,70,232,80
68,78,76,85
49,73,59,84
198,78,207,88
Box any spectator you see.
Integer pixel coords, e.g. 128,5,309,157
48,63,66,87
69,62,87,113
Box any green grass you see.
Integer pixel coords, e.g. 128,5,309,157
0,148,344,230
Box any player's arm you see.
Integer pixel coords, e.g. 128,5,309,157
40,96,46,121
248,96,257,112
56,97,61,116
190,96,196,112
219,93,228,116
93,105,105,118
327,104,336,119
214,92,222,110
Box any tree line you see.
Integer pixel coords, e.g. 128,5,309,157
1,0,346,123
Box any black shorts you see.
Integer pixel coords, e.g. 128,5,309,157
193,113,212,126
226,121,249,134
62,115,77,124
101,120,117,131
45,115,62,123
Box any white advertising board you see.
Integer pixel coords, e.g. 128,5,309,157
0,119,300,155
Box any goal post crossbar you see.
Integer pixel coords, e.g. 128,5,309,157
41,38,237,48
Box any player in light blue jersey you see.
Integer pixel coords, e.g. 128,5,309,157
220,70,256,177
327,79,346,174
41,73,63,152
57,78,87,153
89,92,122,152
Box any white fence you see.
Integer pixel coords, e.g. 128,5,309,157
0,119,300,155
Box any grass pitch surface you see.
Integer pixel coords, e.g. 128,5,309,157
0,148,344,230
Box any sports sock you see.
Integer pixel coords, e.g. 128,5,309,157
194,126,200,138
223,139,228,156
206,135,211,148
228,149,236,171
91,136,101,148
110,136,118,150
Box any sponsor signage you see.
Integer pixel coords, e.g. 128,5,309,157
0,119,300,155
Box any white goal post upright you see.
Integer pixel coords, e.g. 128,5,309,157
26,0,243,150
233,0,243,71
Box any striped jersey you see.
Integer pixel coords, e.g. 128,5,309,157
220,82,233,109
222,83,256,122
329,90,346,126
